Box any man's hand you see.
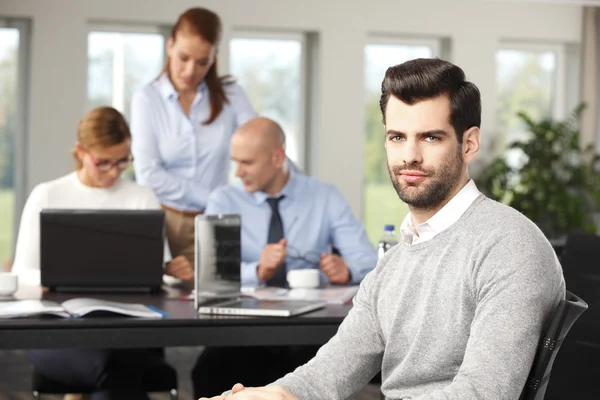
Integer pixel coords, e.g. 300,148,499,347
257,239,287,281
197,383,253,399
228,385,298,399
198,383,298,400
320,253,350,284
231,383,245,394
166,255,193,281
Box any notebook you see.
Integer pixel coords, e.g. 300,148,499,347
0,298,167,319
197,298,327,317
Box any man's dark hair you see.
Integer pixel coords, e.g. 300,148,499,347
379,58,481,142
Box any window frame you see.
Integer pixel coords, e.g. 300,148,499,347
228,30,309,171
366,36,442,57
497,41,568,120
0,18,31,256
361,37,443,243
87,22,168,35
86,22,169,117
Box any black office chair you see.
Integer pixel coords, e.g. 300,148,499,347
544,233,600,399
518,290,588,400
32,355,178,400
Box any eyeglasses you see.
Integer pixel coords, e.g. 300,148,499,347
87,151,134,173
287,246,321,265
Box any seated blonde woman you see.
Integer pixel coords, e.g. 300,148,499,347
12,106,192,400
13,106,192,286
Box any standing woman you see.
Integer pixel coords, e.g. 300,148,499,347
130,8,257,267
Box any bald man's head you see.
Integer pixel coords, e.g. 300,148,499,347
233,117,286,152
231,117,288,194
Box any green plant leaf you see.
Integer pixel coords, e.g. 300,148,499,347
475,102,600,238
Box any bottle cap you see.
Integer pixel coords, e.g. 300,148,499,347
384,224,395,232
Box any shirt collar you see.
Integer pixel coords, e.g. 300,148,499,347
252,168,299,205
400,179,481,243
156,73,207,101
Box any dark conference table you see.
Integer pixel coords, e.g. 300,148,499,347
0,286,350,350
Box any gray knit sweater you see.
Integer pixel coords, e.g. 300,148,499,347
273,195,565,399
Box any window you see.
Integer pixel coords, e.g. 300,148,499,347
87,25,167,121
229,33,307,170
495,43,566,165
0,19,29,266
87,24,167,180
363,39,439,245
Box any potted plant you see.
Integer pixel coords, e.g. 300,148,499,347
475,104,600,240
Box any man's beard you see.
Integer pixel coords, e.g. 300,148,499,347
388,147,463,211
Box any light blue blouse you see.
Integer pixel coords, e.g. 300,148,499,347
130,73,258,211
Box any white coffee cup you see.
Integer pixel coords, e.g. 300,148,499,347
287,269,320,289
0,272,18,298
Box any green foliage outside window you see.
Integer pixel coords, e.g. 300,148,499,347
476,104,600,239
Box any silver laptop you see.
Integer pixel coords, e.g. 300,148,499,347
193,214,326,317
197,298,327,317
194,214,243,310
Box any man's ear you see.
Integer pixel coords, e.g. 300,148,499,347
273,147,286,169
462,126,480,163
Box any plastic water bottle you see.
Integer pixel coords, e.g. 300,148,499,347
377,224,399,259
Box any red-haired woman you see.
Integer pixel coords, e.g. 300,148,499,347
130,7,257,269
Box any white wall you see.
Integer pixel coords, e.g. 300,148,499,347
0,0,584,218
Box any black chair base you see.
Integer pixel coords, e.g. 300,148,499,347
32,358,178,400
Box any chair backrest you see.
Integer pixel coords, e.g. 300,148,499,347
559,233,600,336
544,233,600,398
519,290,588,400
561,233,600,275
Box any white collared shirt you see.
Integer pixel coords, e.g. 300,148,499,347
400,180,481,245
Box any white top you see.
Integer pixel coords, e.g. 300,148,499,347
12,172,172,286
400,179,481,245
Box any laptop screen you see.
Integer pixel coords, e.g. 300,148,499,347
194,214,242,302
40,209,165,292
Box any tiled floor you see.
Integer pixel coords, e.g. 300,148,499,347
0,347,382,400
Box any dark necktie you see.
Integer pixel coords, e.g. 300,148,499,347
266,196,286,287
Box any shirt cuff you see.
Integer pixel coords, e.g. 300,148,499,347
241,261,261,287
347,264,363,285
17,270,41,287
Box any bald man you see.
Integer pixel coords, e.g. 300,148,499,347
205,117,377,287
191,117,377,397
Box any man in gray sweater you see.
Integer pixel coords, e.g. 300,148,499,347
199,58,566,400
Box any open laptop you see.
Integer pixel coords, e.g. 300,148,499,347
193,214,326,317
197,298,326,317
40,209,165,293
194,213,244,309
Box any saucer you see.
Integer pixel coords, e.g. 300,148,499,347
0,294,15,301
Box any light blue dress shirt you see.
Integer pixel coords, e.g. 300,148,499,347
130,74,258,211
205,170,378,287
